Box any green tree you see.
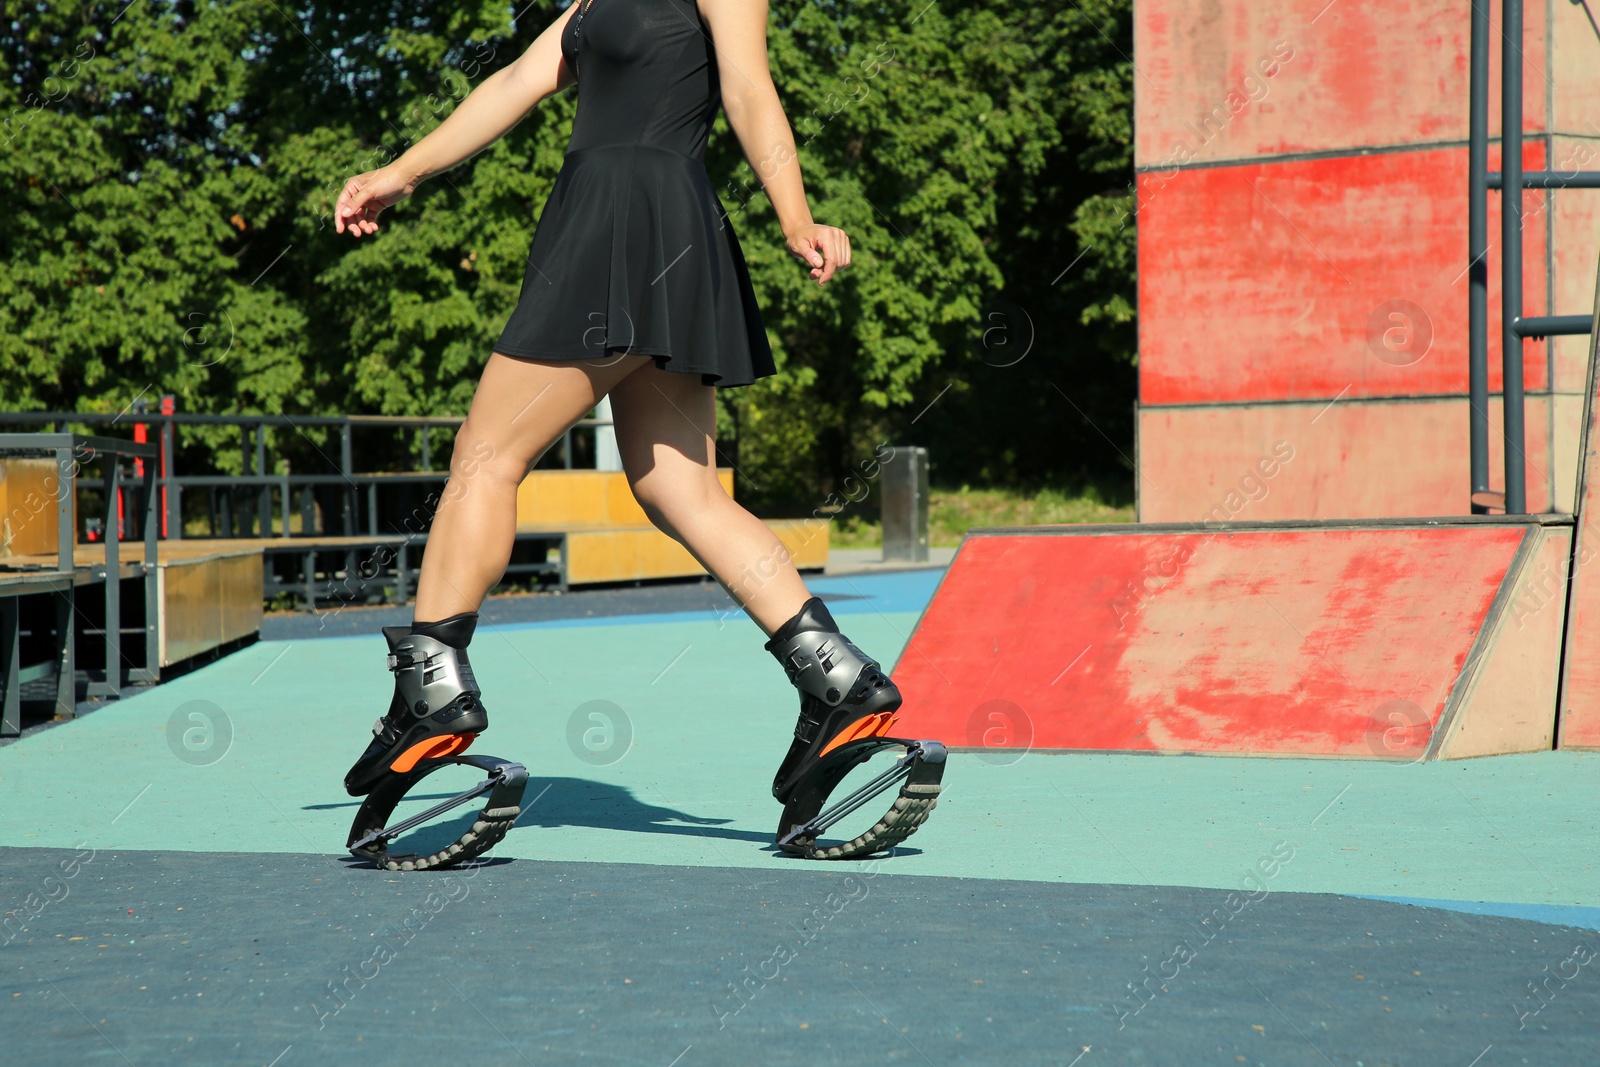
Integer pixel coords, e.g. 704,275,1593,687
1,0,1135,508
924,0,1136,502
1,2,314,471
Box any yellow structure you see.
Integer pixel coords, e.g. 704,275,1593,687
515,469,828,585
0,459,70,558
155,543,264,667
3,539,263,669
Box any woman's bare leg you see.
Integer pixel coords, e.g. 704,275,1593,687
606,362,812,637
607,363,919,837
413,351,652,620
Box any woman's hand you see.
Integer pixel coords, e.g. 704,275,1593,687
787,223,852,286
333,166,420,238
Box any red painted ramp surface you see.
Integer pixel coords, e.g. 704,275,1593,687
893,523,1536,758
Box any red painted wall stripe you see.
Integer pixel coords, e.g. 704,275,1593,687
1137,144,1549,407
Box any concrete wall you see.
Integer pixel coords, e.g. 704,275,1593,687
1134,0,1600,520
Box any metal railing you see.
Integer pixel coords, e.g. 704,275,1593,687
1469,0,1600,515
0,410,615,540
0,433,159,713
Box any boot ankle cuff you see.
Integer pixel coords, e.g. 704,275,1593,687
765,597,836,650
410,611,479,648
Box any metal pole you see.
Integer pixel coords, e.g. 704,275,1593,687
341,421,355,534
2,600,19,738
1501,0,1527,514
1469,0,1490,511
55,444,73,575
594,396,621,470
240,424,254,536
102,452,121,698
55,585,75,719
161,416,179,539
256,423,269,535
142,445,159,683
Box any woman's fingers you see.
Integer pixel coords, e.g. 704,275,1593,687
333,173,391,238
787,225,852,285
334,177,367,236
813,229,850,285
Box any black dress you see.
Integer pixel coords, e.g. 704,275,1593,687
493,0,778,387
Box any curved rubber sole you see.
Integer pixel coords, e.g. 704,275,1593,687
799,780,941,860
365,806,521,872
776,738,947,860
347,753,527,872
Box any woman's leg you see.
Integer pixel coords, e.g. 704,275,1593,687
605,362,811,636
413,351,652,620
347,350,651,797
608,363,907,824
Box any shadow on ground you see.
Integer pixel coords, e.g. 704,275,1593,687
305,775,771,852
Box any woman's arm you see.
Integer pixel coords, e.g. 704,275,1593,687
697,0,851,286
335,5,580,238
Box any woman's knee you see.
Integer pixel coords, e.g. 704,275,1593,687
628,466,725,535
627,474,678,534
441,426,523,501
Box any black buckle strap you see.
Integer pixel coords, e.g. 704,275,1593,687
776,739,947,860
347,753,528,871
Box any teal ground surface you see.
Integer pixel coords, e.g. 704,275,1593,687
6,570,1600,1065
1,571,1594,916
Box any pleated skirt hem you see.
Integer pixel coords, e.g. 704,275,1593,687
491,344,745,388
494,142,776,389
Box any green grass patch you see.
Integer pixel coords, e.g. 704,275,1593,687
828,486,1134,549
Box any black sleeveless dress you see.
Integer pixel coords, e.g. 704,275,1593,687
493,0,778,387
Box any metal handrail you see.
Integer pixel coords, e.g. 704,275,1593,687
1470,0,1600,515
0,409,617,540
0,433,160,705
1487,171,1600,189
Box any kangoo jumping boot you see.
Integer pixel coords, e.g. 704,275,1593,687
765,596,902,805
344,611,489,797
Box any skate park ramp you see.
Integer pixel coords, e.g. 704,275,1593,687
891,277,1600,764
890,516,1572,760
885,270,1600,765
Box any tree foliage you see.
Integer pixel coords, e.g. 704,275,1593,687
2,1,1133,504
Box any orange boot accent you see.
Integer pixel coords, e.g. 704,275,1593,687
390,732,478,774
818,712,898,758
